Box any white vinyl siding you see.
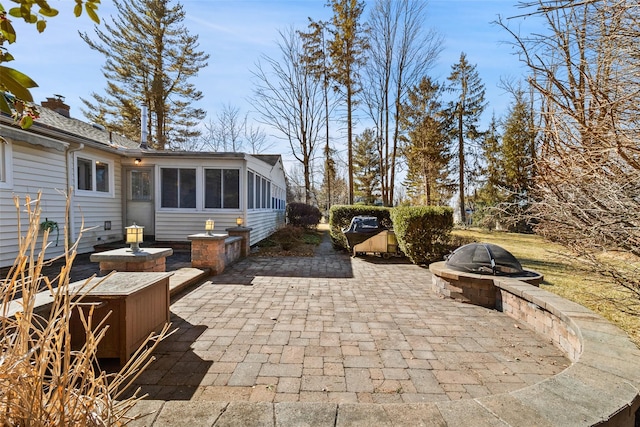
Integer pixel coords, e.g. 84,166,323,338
72,148,123,256
246,210,285,245
0,141,67,266
243,156,287,245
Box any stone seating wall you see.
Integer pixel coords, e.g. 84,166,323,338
429,264,640,426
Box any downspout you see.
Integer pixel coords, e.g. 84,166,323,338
66,143,85,245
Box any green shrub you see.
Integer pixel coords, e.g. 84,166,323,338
286,203,322,229
329,205,392,249
390,206,454,264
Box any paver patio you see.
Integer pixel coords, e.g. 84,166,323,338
116,233,569,404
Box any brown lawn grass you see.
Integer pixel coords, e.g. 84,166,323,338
452,228,640,348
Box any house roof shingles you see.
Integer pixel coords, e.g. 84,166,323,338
2,103,283,168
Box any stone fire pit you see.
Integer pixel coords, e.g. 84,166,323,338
429,242,543,308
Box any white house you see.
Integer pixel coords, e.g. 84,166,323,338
0,96,286,269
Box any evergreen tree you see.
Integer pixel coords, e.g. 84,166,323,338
447,52,486,223
501,88,535,195
353,128,381,204
474,89,536,231
473,115,505,228
400,76,452,206
80,0,209,150
326,0,369,205
479,115,504,200
499,87,536,232
318,146,348,213
299,19,335,212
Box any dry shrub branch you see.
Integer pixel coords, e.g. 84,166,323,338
1,192,170,426
500,1,640,311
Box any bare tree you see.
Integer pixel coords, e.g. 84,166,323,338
363,0,442,206
200,116,222,152
200,103,246,152
244,123,275,154
286,163,307,204
251,27,325,204
501,1,640,306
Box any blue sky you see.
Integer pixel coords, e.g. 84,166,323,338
8,0,540,163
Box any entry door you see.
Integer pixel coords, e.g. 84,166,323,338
125,168,155,237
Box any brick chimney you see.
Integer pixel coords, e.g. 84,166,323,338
41,94,70,118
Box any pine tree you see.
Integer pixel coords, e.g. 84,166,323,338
299,19,335,212
80,0,209,150
400,76,452,205
447,52,486,223
327,0,369,205
478,115,504,201
474,115,505,228
501,88,535,195
499,87,536,232
353,128,381,204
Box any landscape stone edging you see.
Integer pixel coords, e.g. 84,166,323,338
482,277,640,426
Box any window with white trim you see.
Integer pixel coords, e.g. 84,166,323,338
204,168,239,209
0,140,12,188
0,142,5,183
75,155,113,195
0,141,7,186
161,168,196,208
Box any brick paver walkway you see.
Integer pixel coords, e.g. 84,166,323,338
121,232,569,404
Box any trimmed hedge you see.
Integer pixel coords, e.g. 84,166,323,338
286,203,322,229
390,206,453,264
328,204,453,264
329,205,392,249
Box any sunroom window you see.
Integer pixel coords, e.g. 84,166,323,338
161,168,196,208
205,168,239,209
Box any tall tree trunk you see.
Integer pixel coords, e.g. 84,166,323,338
458,112,465,224
347,84,354,204
324,83,331,211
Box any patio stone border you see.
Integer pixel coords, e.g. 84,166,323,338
425,262,640,426
485,277,640,426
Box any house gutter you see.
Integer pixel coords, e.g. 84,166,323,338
66,143,85,244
